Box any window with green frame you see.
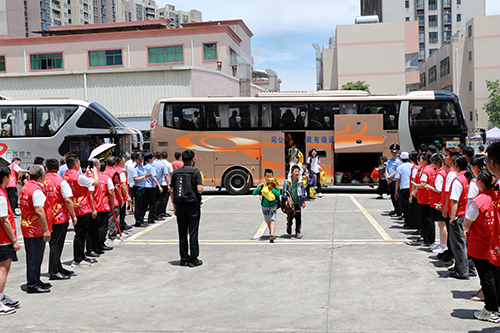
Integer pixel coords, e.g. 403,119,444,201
203,43,217,60
0,56,5,72
149,45,183,63
30,53,63,70
88,49,123,67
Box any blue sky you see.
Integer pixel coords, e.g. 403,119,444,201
156,0,500,91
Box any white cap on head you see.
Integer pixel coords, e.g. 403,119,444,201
400,152,409,159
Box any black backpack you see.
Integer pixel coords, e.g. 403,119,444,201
172,168,198,204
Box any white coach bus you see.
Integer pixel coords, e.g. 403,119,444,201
0,99,142,168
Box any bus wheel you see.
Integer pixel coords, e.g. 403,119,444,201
224,169,250,195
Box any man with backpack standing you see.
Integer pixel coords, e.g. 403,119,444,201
170,150,203,268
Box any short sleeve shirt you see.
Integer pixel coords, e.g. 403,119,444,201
144,163,157,188
0,196,8,217
132,164,147,187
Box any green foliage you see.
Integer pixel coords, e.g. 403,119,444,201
340,81,370,94
484,79,500,127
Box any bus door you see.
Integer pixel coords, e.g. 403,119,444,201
284,131,306,177
195,149,215,186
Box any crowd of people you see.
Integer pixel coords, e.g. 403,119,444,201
382,141,500,322
0,148,204,315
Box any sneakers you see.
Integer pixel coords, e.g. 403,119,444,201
318,193,323,198
286,223,292,235
431,244,448,254
71,260,92,268
1,294,19,308
269,235,276,243
296,232,303,239
0,302,16,315
189,259,203,268
474,307,500,322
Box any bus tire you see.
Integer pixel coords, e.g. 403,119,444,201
224,169,250,195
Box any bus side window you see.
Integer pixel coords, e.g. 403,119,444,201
410,102,457,127
339,103,357,114
34,106,76,136
0,107,33,137
261,104,273,128
205,104,219,129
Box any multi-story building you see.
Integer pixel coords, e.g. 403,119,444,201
0,0,200,37
0,19,271,132
360,0,484,61
159,4,202,28
320,21,420,95
418,15,500,135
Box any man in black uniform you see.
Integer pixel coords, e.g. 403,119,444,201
170,149,203,268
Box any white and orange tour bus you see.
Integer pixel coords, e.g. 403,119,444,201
150,90,467,194
0,99,143,168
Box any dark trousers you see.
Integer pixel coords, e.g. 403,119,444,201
315,173,322,194
6,187,17,212
399,188,411,226
388,181,398,212
73,213,90,262
449,216,475,278
119,203,127,230
98,211,110,248
287,203,303,233
410,197,422,230
472,257,498,312
176,203,201,262
420,204,434,244
134,187,146,224
49,222,69,276
24,236,46,289
155,185,169,218
377,179,390,195
145,187,157,223
86,214,100,253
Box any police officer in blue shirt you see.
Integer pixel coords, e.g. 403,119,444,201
152,151,168,221
132,153,148,227
144,153,163,225
395,152,413,228
386,143,402,216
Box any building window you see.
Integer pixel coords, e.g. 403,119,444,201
418,16,424,26
457,14,461,22
469,81,472,91
419,33,425,43
444,31,451,41
416,0,424,9
406,17,410,21
405,0,409,8
230,49,238,65
429,32,438,44
203,43,217,60
444,0,451,7
470,111,473,122
468,25,472,37
430,49,438,56
443,14,451,24
428,0,437,10
440,57,450,77
428,15,438,27
469,51,472,61
419,72,426,88
405,53,419,70
0,56,5,72
457,0,461,4
429,66,437,83
148,45,183,63
418,49,425,60
30,53,63,70
88,49,122,67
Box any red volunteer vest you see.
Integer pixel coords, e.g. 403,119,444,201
449,171,469,217
489,190,500,266
6,163,18,188
416,164,435,205
44,172,70,225
468,189,496,260
114,165,128,197
63,169,92,217
93,172,111,213
104,166,121,207
20,180,48,237
0,187,16,244
410,164,421,194
431,168,447,209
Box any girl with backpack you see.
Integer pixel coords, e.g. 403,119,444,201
307,149,323,198
283,165,307,239
253,169,280,243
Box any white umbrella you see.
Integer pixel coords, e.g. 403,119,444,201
88,143,116,160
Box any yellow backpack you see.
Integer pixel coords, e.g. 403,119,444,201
298,150,304,164
310,187,316,199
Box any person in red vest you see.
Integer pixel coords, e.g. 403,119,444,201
87,158,115,256
0,164,20,314
426,154,449,254
104,156,124,242
412,152,436,246
19,165,51,293
62,154,98,268
449,155,475,279
463,169,499,322
114,156,132,232
44,159,77,280
5,158,28,216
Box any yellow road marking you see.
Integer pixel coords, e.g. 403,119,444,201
252,221,268,240
126,216,175,241
349,195,393,241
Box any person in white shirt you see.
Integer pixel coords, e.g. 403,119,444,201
160,151,174,217
307,149,323,198
124,152,137,213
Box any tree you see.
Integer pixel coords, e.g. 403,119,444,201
340,81,370,94
484,79,500,127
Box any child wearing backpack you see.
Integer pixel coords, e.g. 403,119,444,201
283,165,307,239
253,169,280,243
